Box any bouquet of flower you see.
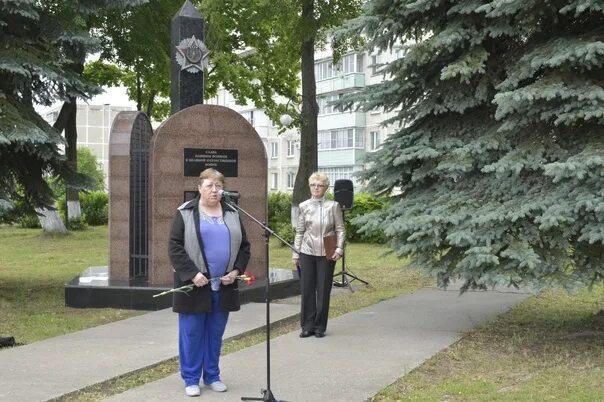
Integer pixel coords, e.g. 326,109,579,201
153,271,256,298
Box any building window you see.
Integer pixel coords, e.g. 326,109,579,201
287,140,296,157
356,53,364,72
87,127,104,143
271,142,278,158
243,110,255,126
371,53,382,75
370,131,381,150
317,93,344,115
395,47,407,60
318,128,364,150
287,172,295,188
315,53,364,81
318,167,354,186
355,129,364,148
271,173,278,190
341,53,355,74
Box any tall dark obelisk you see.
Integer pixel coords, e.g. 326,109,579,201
171,0,209,114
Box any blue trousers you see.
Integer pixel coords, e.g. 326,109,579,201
178,291,229,386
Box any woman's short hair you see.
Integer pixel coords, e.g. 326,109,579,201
198,168,225,186
308,172,329,188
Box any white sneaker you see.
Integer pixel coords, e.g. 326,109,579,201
185,385,201,396
208,380,228,392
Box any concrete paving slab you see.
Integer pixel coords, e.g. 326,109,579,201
105,287,530,402
0,302,299,402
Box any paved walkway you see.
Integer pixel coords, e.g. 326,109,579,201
0,286,530,402
0,302,299,402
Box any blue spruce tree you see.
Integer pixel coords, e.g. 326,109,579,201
339,0,604,291
0,0,146,215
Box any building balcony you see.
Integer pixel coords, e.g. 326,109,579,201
318,112,366,131
316,73,365,95
318,148,366,166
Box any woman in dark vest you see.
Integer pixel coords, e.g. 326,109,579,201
168,168,250,397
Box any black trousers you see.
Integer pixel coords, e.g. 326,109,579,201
299,253,336,333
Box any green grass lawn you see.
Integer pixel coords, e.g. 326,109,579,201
372,286,604,401
1,224,431,401
0,225,141,344
0,225,428,346
269,235,432,316
5,225,602,402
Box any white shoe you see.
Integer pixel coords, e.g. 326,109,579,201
185,385,201,396
208,380,228,392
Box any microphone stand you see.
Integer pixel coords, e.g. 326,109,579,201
222,197,296,402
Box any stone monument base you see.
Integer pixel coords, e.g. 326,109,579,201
65,267,300,310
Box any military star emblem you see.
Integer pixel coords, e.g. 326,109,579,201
175,35,210,74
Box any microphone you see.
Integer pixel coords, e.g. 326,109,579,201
218,189,240,200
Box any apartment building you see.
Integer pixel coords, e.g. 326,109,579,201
210,45,404,192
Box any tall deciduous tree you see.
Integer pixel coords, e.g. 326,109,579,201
46,1,147,223
91,0,362,205
203,0,363,205
92,0,301,122
91,1,172,121
340,0,604,291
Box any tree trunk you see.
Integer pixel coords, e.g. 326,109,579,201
146,91,156,118
291,0,318,226
52,101,74,133
63,53,86,224
292,0,318,213
35,207,68,234
65,96,81,222
52,99,81,225
136,73,142,111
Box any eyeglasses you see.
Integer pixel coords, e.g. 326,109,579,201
310,183,326,188
200,182,224,190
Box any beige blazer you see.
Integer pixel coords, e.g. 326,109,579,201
293,197,345,258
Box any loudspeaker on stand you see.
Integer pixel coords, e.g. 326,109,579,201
334,179,354,210
332,179,369,290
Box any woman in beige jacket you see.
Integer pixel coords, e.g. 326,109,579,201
292,172,345,338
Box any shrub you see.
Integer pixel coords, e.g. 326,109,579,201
19,213,41,229
268,192,293,231
268,192,295,248
67,218,88,231
0,190,41,227
274,221,295,245
13,201,41,229
56,191,108,226
77,147,105,191
55,193,67,220
267,191,387,245
81,191,108,225
346,193,388,243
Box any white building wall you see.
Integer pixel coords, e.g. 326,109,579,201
43,103,135,186
318,149,359,166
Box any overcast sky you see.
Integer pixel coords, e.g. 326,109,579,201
35,85,137,115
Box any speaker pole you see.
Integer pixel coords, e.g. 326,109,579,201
332,205,369,291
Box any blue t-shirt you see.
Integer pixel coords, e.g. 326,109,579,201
199,213,230,291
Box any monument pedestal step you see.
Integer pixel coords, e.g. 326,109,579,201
65,267,300,310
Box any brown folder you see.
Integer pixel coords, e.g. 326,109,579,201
323,234,337,260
